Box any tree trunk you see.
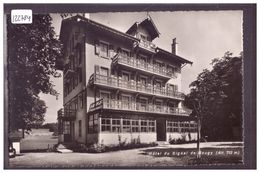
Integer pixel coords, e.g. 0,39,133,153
197,117,201,159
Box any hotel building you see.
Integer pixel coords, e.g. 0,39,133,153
57,14,197,145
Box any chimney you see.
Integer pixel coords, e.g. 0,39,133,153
171,38,177,55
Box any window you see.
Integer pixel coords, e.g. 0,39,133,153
168,85,178,92
100,91,110,108
140,76,147,85
121,95,131,110
148,120,156,132
138,55,147,68
112,119,121,132
121,72,130,88
63,121,70,134
101,118,111,132
167,121,179,132
88,115,94,133
155,100,163,112
131,120,139,132
167,66,175,77
100,42,109,58
93,114,99,133
88,113,99,133
179,122,186,133
78,120,82,137
154,61,164,73
139,33,149,41
154,81,162,94
137,76,148,92
122,119,131,132
122,72,130,81
100,67,109,76
139,98,148,111
100,67,109,84
190,122,197,132
140,34,146,40
141,120,148,132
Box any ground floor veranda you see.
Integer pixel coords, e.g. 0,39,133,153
58,109,197,145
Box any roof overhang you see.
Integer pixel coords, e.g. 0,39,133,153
60,15,139,44
155,47,193,66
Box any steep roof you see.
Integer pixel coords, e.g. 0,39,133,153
59,15,192,66
156,47,193,65
126,15,160,40
60,15,139,43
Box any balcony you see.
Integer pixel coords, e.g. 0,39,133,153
89,99,191,116
57,108,76,121
112,54,177,79
90,74,185,100
138,39,156,53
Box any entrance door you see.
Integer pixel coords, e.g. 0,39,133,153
63,121,71,142
156,119,166,141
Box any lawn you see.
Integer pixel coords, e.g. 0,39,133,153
20,129,58,152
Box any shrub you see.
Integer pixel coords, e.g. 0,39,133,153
87,143,106,153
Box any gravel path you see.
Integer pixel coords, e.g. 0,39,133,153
8,142,243,168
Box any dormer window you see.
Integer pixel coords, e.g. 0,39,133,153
140,34,146,40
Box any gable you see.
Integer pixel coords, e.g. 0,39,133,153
126,16,160,41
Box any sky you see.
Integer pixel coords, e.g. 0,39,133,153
41,11,243,123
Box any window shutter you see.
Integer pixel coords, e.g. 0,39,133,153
94,65,100,74
109,45,114,58
95,41,100,55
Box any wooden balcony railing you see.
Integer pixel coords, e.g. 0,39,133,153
139,39,156,52
113,54,177,79
57,108,76,120
89,99,191,116
92,74,185,100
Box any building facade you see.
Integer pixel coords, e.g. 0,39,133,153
57,15,197,146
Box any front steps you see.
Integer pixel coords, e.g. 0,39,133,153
56,144,73,153
157,141,170,146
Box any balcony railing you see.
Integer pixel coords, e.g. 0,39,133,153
91,74,185,100
89,99,191,116
57,108,76,120
113,54,177,79
139,39,156,52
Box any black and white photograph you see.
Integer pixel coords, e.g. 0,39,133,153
4,3,256,169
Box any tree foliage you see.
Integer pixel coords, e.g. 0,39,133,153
185,52,242,141
7,15,62,131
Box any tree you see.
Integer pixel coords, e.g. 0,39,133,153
185,52,242,158
7,15,62,131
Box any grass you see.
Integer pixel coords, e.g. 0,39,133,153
21,129,58,152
